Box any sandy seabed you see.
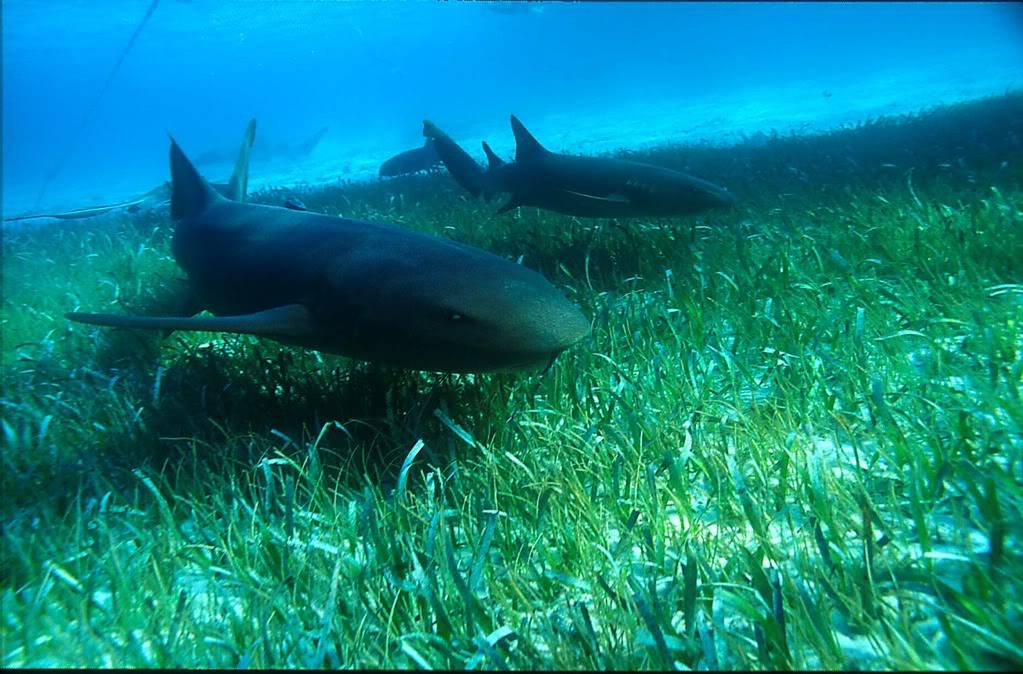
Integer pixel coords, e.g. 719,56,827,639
3,54,1021,220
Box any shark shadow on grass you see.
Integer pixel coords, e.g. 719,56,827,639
73,327,531,491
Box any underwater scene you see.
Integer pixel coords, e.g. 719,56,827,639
2,0,1023,669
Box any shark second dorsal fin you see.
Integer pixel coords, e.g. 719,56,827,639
481,141,505,170
225,118,257,202
509,115,548,162
170,137,225,221
67,303,317,338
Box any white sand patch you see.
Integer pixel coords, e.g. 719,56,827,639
4,56,1020,220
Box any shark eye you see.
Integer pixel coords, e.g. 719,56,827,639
439,307,476,324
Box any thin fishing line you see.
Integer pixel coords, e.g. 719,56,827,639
34,0,161,208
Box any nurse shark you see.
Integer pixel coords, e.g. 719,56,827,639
67,137,590,374
424,115,735,218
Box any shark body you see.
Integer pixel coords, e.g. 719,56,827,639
426,115,735,218
67,138,589,374
379,140,443,177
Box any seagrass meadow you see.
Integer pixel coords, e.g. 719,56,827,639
2,93,1022,670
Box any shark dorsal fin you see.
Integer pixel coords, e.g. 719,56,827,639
170,136,225,221
481,141,505,169
225,118,256,202
510,115,548,162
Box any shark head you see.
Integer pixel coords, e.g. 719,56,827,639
317,240,590,373
654,174,736,213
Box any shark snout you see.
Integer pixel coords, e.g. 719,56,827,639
549,303,591,351
508,291,590,359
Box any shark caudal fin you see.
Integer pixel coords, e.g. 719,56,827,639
422,119,447,143
423,119,488,198
509,115,549,162
225,118,256,202
170,137,224,221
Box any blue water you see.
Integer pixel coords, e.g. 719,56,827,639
2,1,1022,216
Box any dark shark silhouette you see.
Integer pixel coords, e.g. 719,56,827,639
66,137,590,374
379,139,443,177
194,125,328,167
5,119,257,223
422,120,490,198
426,115,735,218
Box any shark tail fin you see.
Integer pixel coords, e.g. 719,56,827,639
423,119,487,199
481,141,505,170
422,119,445,142
299,127,328,156
225,118,256,202
170,136,223,221
510,115,549,161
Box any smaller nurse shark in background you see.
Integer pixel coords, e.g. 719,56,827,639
425,115,735,218
379,139,443,177
67,137,590,374
4,119,258,223
194,124,328,168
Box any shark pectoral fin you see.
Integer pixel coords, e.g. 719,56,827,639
557,188,631,204
496,196,522,214
156,280,206,339
67,304,318,339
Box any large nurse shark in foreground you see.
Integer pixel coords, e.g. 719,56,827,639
425,115,736,218
67,138,590,374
